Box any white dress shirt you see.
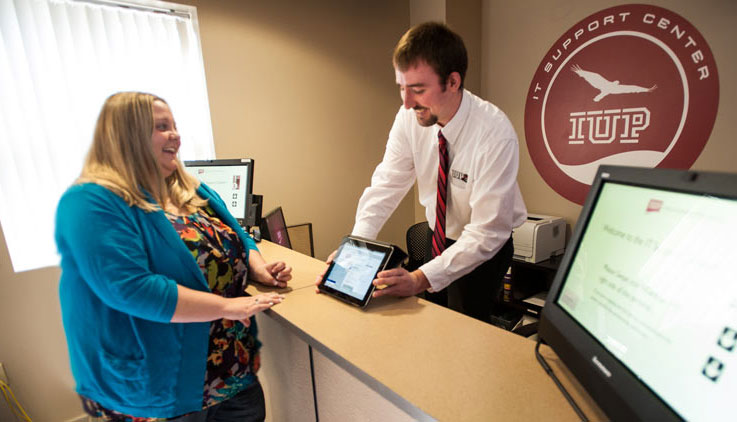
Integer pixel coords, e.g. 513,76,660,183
352,89,527,292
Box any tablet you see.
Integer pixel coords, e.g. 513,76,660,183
317,236,398,308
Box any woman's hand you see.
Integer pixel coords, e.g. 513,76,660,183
247,250,291,288
171,286,284,324
251,260,292,288
222,293,285,327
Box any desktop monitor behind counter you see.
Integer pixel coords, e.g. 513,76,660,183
539,165,737,421
260,207,291,249
184,158,254,227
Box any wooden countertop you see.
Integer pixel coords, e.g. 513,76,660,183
249,241,607,421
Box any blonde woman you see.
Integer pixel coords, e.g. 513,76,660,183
56,92,290,421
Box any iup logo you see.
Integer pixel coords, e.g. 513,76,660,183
525,4,719,204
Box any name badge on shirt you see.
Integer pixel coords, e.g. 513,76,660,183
450,169,469,189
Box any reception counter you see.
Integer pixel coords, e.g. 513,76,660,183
248,241,607,421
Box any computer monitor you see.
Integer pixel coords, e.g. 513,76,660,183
261,207,291,249
539,165,737,421
184,159,254,227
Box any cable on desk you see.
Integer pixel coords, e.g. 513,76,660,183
535,338,589,422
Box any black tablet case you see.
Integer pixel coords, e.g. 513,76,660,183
348,235,407,271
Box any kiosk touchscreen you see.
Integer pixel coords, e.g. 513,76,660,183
539,165,737,421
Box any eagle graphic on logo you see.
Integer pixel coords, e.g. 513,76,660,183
571,65,657,102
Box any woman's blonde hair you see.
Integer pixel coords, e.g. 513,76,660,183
78,92,206,213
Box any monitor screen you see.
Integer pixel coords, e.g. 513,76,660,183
539,165,737,421
261,207,291,249
184,159,254,226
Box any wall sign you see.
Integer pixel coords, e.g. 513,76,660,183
524,4,719,204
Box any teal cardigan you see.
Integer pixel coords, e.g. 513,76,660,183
55,182,258,417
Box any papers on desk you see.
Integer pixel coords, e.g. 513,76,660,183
522,291,547,308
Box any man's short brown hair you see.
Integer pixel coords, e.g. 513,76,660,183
393,22,468,88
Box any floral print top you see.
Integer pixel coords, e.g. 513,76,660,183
81,205,260,421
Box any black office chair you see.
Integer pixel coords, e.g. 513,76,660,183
405,221,431,272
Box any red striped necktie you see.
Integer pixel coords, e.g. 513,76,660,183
432,130,449,258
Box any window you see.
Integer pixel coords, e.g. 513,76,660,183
0,0,215,272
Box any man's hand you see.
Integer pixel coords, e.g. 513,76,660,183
314,249,337,293
372,268,430,298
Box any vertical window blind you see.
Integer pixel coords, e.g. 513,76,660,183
0,0,215,272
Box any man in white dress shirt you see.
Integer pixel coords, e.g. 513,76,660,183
351,22,527,323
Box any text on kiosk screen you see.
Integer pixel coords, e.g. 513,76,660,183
557,181,737,421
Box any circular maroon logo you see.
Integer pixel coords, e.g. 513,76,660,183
525,4,719,204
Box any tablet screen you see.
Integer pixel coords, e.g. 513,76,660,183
324,243,387,299
318,236,394,308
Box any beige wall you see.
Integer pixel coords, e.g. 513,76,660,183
0,239,71,421
184,0,413,260
481,0,737,229
1,0,735,420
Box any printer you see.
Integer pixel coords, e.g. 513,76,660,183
512,214,566,263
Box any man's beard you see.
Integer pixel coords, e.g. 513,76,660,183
413,106,438,127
